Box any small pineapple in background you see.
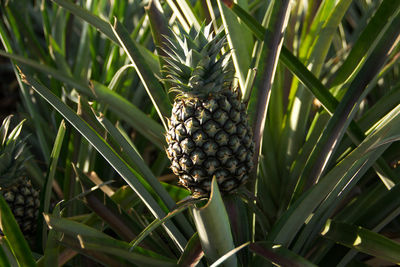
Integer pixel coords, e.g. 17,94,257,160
0,115,40,236
164,24,255,196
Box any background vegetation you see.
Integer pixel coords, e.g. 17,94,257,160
0,0,399,266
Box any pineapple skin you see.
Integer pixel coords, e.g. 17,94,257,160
166,90,254,195
163,24,255,195
2,178,40,236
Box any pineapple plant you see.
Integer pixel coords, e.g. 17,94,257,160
0,115,40,237
164,24,254,195
1,0,400,266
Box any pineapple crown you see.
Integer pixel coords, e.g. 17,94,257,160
0,115,29,188
162,23,234,98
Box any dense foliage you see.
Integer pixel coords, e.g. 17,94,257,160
0,0,399,266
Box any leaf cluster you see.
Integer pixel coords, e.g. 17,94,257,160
0,0,399,266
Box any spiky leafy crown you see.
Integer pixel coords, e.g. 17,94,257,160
163,23,233,98
0,115,29,188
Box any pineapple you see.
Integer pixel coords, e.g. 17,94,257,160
164,24,255,195
0,115,40,236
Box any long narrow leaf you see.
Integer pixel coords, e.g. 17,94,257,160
98,116,194,239
44,214,176,266
269,103,400,246
246,0,292,169
111,19,171,129
173,0,200,30
321,220,400,263
39,202,63,267
0,20,51,163
280,0,352,173
38,120,66,251
192,178,236,266
0,237,17,267
217,0,253,95
73,165,141,242
0,195,36,267
295,12,400,192
177,233,204,267
211,242,250,267
20,72,187,252
0,50,166,149
50,0,118,43
249,241,317,267
331,0,400,86
129,199,200,251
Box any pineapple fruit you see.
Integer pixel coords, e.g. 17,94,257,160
164,24,255,195
0,115,40,236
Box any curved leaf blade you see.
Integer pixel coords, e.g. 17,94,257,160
331,0,400,86
0,50,166,149
269,103,400,246
217,0,253,95
20,72,187,252
192,178,236,266
249,241,317,267
178,233,204,267
111,19,171,129
0,195,36,267
246,0,292,169
44,214,176,266
321,220,400,264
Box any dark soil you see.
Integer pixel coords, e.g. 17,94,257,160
0,51,19,123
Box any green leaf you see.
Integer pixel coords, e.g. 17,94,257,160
0,115,12,146
0,237,17,267
38,120,66,250
44,214,177,266
50,0,165,109
249,241,317,267
97,115,194,239
0,19,51,163
191,177,236,266
129,199,199,251
302,0,353,74
0,50,166,149
164,0,189,31
269,103,400,246
73,165,142,242
217,0,253,95
4,4,49,62
98,116,171,207
294,11,400,193
92,81,167,149
0,195,36,267
177,233,204,267
321,220,400,264
224,194,251,265
280,0,353,173
354,183,400,230
211,242,250,267
172,0,200,30
246,0,292,168
145,0,173,60
333,182,400,265
50,0,118,43
331,0,400,86
20,72,188,252
111,18,171,129
358,84,400,132
161,182,191,202
221,1,340,114
39,202,63,267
